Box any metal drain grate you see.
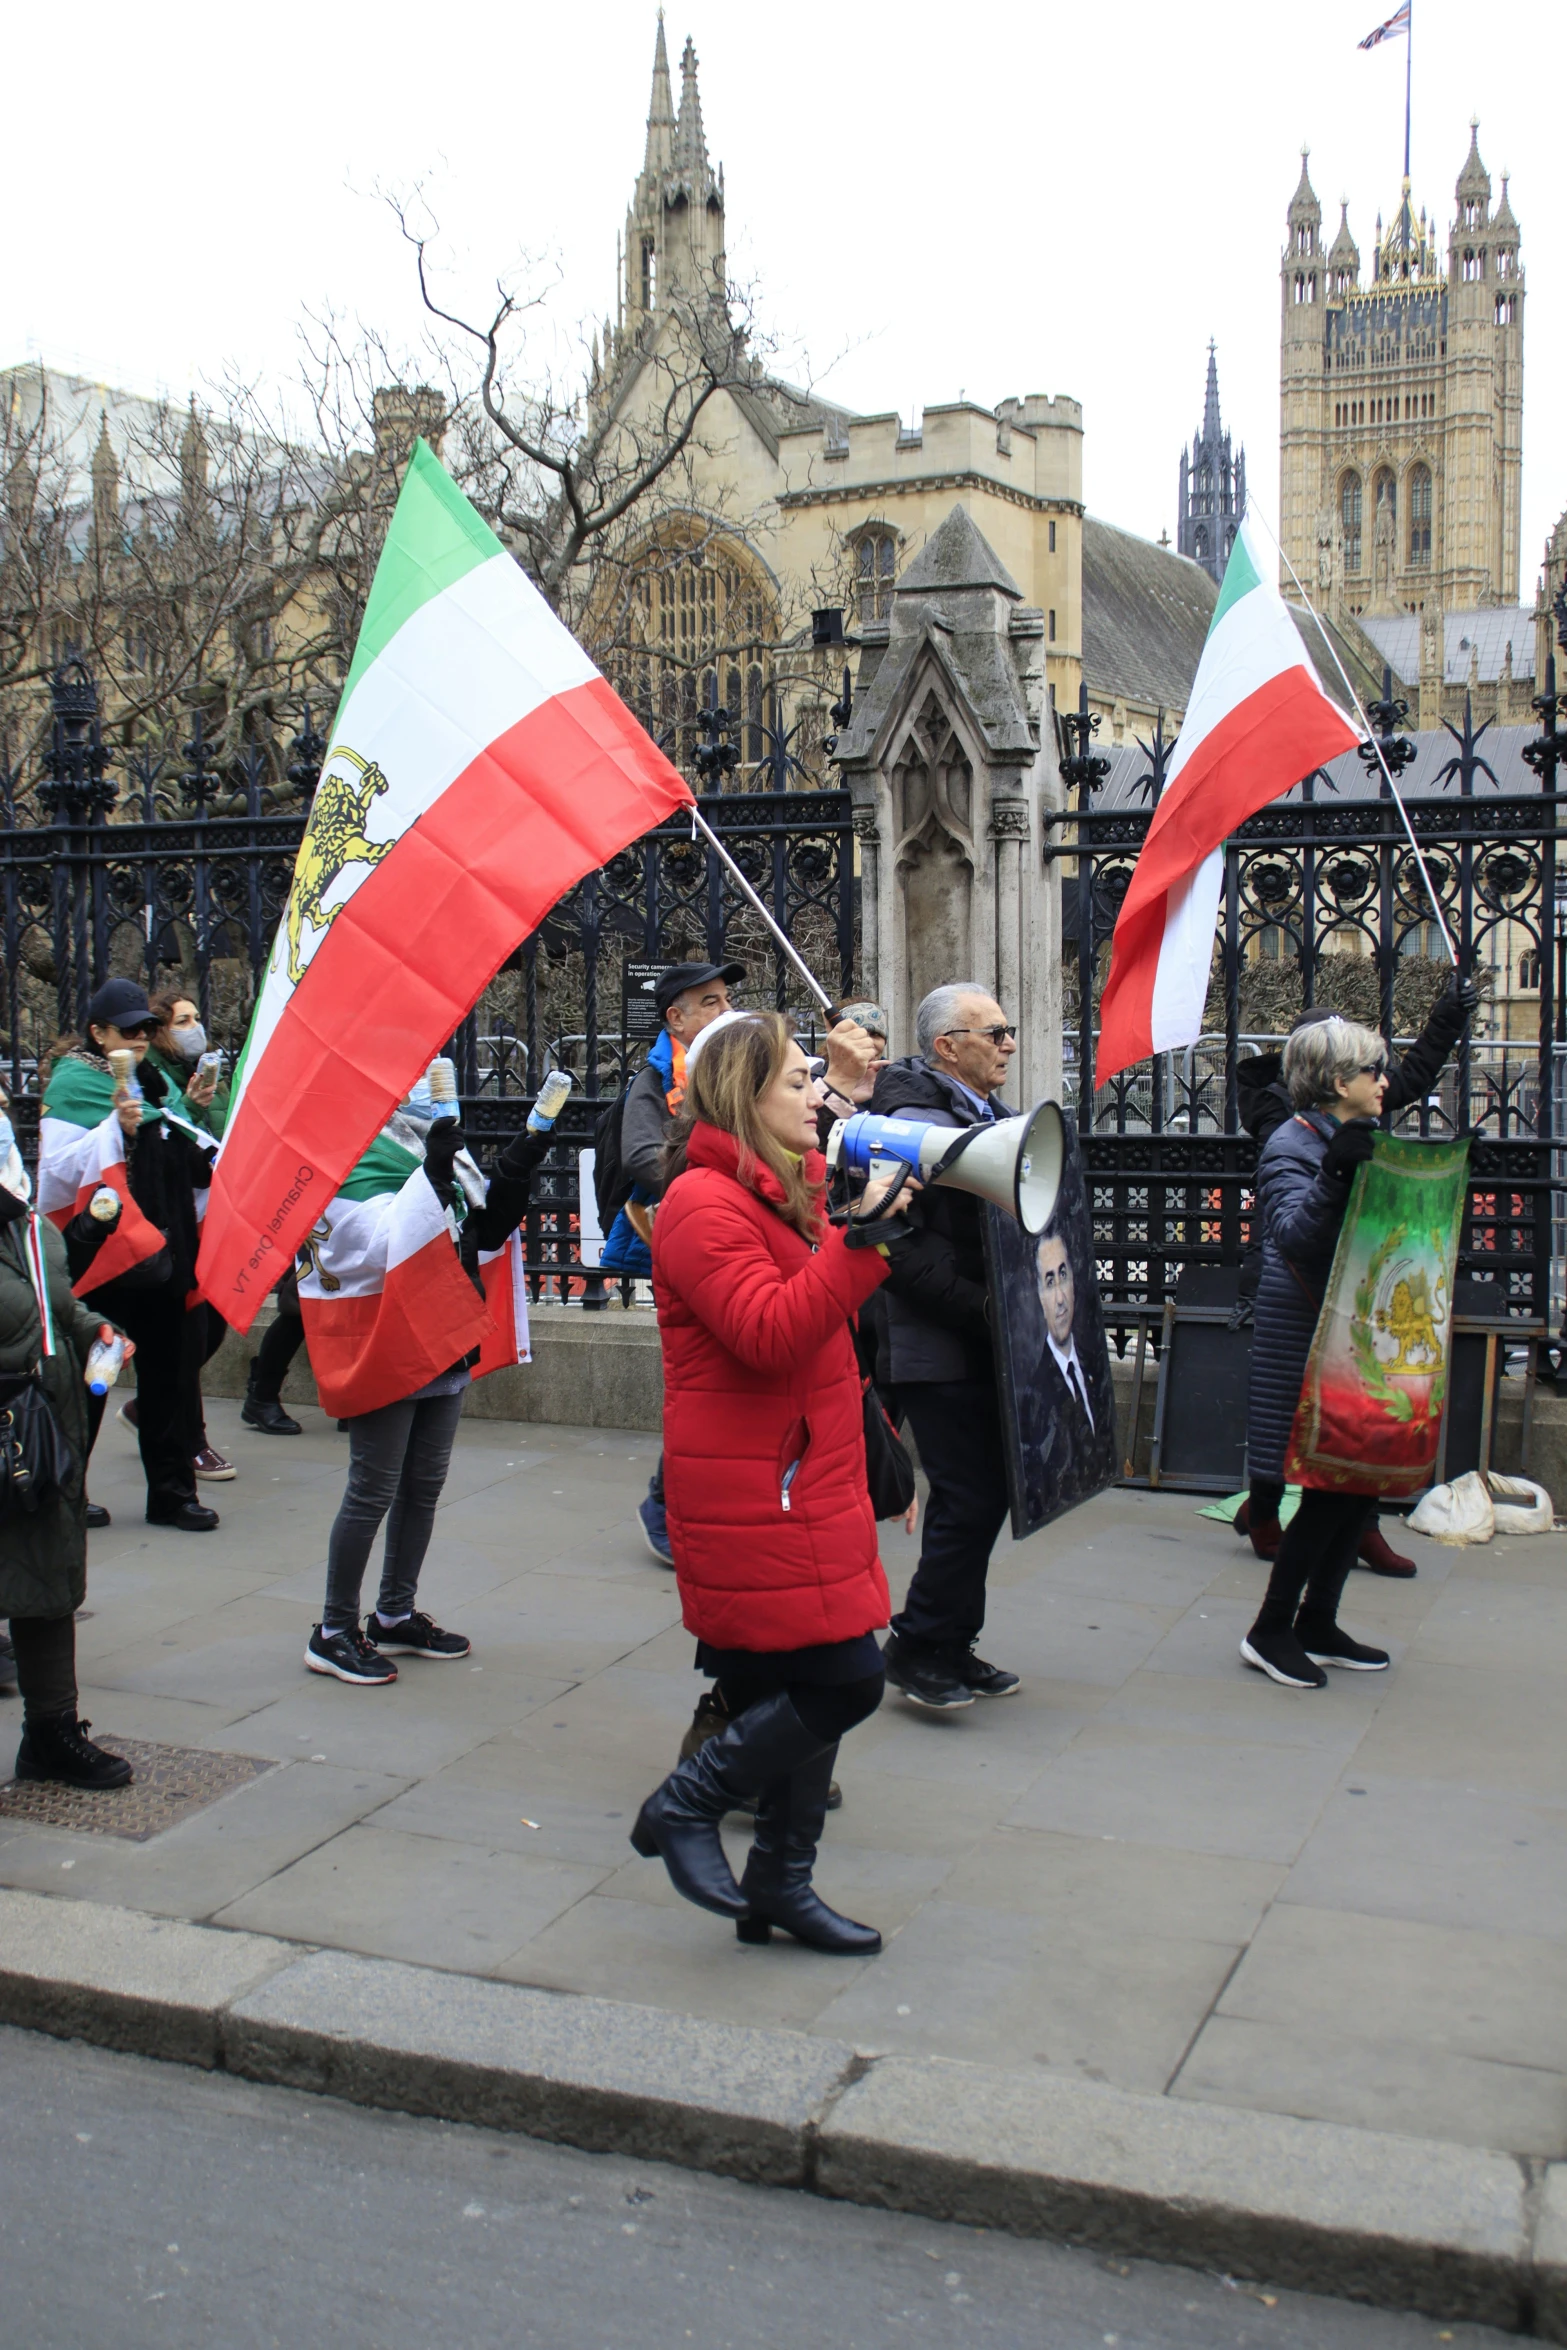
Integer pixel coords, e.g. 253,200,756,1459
0,1739,276,1842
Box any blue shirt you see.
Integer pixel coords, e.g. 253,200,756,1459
947,1076,999,1122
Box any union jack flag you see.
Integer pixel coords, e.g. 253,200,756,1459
1359,2,1410,46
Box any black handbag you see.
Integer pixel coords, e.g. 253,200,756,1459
862,1378,916,1521
0,1377,76,1515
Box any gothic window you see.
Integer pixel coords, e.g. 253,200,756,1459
853,530,897,624
1461,249,1481,281
618,528,780,782
1520,950,1541,990
1496,248,1513,279
1463,198,1480,228
1048,609,1057,642
1496,293,1516,324
1408,466,1432,564
1048,520,1057,553
1374,468,1396,525
1340,473,1363,573
641,239,657,309
1193,528,1207,563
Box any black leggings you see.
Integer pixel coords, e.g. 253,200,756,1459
1252,1491,1377,1635
8,1614,77,1720
1250,1473,1380,1539
719,1667,885,1744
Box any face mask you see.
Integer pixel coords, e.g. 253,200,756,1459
175,1022,208,1063
0,1115,30,1204
401,1080,436,1121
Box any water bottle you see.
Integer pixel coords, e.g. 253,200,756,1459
196,1049,225,1083
88,1185,121,1224
107,1047,142,1102
527,1070,573,1131
427,1057,458,1109
84,1332,126,1395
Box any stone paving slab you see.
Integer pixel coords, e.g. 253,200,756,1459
1,1394,1564,2181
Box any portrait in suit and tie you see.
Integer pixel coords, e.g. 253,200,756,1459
984,1122,1119,1537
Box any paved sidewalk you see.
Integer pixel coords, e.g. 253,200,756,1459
4,1397,1564,2163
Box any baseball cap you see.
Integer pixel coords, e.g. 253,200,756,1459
86,977,156,1033
652,961,746,1019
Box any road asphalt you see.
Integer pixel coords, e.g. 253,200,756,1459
1,2025,1513,2350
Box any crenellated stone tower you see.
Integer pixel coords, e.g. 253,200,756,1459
1278,126,1524,617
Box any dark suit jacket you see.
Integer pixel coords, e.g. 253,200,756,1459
1013,1332,1118,1525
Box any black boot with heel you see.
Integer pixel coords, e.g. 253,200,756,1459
631,1691,830,1920
15,1714,132,1790
737,1744,881,1955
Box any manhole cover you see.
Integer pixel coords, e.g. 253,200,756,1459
0,1739,276,1843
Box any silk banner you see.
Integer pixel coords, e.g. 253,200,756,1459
1285,1133,1470,1496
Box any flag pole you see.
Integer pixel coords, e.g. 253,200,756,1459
1404,0,1413,183
687,804,837,1015
1244,497,1459,969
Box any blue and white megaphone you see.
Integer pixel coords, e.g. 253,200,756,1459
826,1100,1065,1235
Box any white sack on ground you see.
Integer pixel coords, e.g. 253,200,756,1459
1486,1471,1554,1535
1408,1470,1496,1545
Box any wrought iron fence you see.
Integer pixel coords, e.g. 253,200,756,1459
0,667,857,1303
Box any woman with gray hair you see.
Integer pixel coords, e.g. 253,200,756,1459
1240,1016,1392,1690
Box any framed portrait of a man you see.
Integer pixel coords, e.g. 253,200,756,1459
983,1115,1119,1537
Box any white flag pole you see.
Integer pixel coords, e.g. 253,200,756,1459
687,803,837,1016
1245,497,1459,968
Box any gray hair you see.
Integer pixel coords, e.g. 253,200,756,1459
916,982,986,1064
1282,1015,1387,1109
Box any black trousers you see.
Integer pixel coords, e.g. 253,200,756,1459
1252,1490,1377,1634
889,1377,1011,1654
253,1307,305,1400
115,1293,199,1512
8,1614,77,1720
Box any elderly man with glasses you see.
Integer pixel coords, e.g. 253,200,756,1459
866,983,1022,1712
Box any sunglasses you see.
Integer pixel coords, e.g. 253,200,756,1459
1357,1063,1388,1078
943,1024,1017,1045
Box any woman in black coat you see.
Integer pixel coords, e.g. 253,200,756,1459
1241,1016,1393,1691
0,1121,134,1788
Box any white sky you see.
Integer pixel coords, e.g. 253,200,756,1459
6,0,1562,593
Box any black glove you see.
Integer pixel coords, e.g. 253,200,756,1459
1449,974,1482,1021
422,1117,464,1190
496,1126,551,1183
1323,1120,1376,1183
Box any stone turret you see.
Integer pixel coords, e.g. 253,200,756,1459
831,504,1060,1098
620,17,726,339
1177,344,1245,585
90,411,119,557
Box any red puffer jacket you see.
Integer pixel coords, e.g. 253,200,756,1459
653,1122,892,1651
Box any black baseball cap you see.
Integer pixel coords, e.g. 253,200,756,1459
653,961,745,1019
86,977,156,1034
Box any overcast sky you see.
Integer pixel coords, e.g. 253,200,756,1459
7,0,1562,592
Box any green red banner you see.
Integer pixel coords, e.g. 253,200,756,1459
1285,1134,1470,1496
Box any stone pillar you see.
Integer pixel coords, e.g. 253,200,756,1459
834,503,1063,1105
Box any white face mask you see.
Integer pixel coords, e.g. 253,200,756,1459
0,1112,31,1204
174,1022,208,1063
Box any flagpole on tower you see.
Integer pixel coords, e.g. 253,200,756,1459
1404,0,1413,183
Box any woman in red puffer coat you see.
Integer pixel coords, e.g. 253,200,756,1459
630,1011,915,1953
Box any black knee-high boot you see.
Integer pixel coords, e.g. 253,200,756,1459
631,1692,826,1919
737,1744,880,1954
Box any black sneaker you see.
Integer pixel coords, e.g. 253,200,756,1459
1296,1619,1390,1672
949,1649,1022,1699
363,1609,470,1660
1240,1626,1327,1690
882,1636,975,1712
306,1624,398,1684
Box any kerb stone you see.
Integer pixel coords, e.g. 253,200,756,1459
0,1888,294,2067
225,1946,852,2185
817,2055,1531,2328
1532,2165,1567,2344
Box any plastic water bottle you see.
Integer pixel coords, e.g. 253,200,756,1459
528,1070,572,1132
84,1332,126,1396
107,1048,142,1102
88,1185,121,1224
196,1050,225,1083
427,1057,458,1108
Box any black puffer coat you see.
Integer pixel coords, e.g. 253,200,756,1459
1246,1109,1354,1483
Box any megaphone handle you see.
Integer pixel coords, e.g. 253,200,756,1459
854,1156,913,1224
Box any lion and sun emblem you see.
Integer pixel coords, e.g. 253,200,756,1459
1372,1263,1446,1375
282,746,394,984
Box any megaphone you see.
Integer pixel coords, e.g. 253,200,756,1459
826,1101,1065,1235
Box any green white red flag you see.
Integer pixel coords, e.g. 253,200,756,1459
1094,519,1361,1087
197,441,693,1331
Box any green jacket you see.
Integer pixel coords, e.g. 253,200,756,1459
145,1042,231,1139
0,1214,111,1621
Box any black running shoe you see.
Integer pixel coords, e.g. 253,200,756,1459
363,1609,470,1660
882,1636,975,1712
949,1649,1022,1699
1297,1619,1390,1672
306,1624,397,1684
1240,1626,1327,1690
